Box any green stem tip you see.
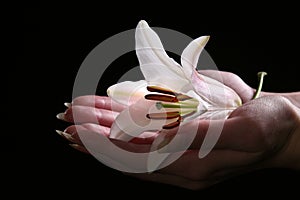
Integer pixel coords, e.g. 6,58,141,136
252,71,267,99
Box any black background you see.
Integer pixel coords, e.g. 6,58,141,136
20,2,299,198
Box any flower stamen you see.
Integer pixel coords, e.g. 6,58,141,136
181,110,197,120
156,102,197,109
162,117,181,129
145,94,178,102
145,86,200,129
176,94,193,101
146,111,180,119
147,86,177,95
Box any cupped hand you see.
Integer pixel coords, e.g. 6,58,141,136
56,70,300,190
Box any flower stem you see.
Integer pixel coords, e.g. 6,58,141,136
252,71,267,99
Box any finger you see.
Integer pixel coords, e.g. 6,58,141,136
59,105,119,127
158,149,261,181
65,123,110,135
198,70,254,102
125,172,216,190
62,124,110,144
55,129,90,154
62,124,158,145
72,130,153,153
57,127,153,153
72,95,126,112
55,124,110,146
69,143,90,154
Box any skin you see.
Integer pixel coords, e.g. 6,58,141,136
56,70,300,190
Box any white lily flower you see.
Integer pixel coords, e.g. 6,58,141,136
107,20,242,141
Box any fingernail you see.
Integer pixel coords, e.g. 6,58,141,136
55,130,76,143
69,143,80,149
56,113,65,120
69,144,88,153
64,102,71,108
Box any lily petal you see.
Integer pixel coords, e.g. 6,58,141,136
135,20,190,91
109,99,178,141
180,35,241,107
107,80,148,106
181,36,210,78
140,63,191,92
191,71,242,107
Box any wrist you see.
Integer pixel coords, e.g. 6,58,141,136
266,99,300,170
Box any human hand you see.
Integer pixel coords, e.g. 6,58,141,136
56,70,300,190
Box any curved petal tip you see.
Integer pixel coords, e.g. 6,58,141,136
181,35,211,78
137,20,149,28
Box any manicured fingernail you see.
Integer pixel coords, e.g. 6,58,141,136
69,144,88,153
55,130,76,143
64,102,71,108
56,129,64,136
56,113,65,120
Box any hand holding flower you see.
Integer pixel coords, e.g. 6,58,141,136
57,69,300,189
56,20,300,189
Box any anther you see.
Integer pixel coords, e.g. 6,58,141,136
147,86,177,95
146,111,180,119
162,118,181,129
145,94,178,102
